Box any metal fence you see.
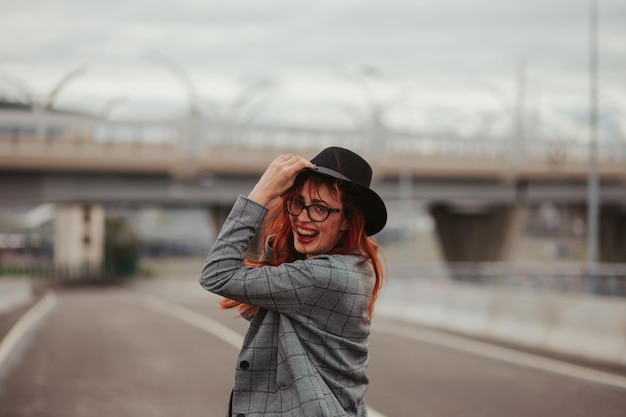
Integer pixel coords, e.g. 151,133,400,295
2,109,625,165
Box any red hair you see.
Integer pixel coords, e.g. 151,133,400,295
220,172,386,321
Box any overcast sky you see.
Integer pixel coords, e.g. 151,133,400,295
1,0,625,139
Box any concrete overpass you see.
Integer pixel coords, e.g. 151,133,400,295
1,108,625,181
1,108,625,276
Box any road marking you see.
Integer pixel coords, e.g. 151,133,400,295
0,290,57,370
367,409,387,417
131,291,390,417
132,292,244,349
374,320,626,390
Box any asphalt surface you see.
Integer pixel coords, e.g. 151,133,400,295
1,277,625,417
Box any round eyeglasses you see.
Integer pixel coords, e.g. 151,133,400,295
285,198,341,222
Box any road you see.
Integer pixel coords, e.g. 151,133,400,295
1,276,625,417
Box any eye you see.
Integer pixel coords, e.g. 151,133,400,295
286,199,304,215
291,199,304,209
311,205,330,216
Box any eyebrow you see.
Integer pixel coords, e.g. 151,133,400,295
309,198,329,205
294,195,330,206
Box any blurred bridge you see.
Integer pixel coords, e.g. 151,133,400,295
1,108,625,183
1,108,625,274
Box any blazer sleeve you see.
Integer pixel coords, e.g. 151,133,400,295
200,195,326,314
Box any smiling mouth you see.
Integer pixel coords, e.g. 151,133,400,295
296,227,319,242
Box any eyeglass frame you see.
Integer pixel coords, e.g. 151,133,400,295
284,198,342,222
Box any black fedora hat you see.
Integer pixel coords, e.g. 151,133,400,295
304,147,387,236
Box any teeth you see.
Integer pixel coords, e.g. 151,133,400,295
297,228,318,237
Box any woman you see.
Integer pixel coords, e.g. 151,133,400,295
200,147,387,417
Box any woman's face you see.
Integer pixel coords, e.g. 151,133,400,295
288,180,349,258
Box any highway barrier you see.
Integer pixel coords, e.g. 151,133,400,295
377,277,626,367
0,278,33,315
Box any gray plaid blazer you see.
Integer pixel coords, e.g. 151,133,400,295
200,196,373,417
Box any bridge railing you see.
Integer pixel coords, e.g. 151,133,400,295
0,110,184,145
93,120,182,144
201,121,368,151
388,131,508,157
0,109,98,142
1,110,625,166
524,138,626,164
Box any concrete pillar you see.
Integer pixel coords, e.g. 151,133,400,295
209,202,264,258
54,203,105,278
429,203,526,263
210,203,230,233
599,205,626,262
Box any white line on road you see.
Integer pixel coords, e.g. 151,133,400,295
0,290,57,371
131,292,244,349
131,291,391,417
374,320,626,390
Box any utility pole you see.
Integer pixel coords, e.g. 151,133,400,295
587,0,600,288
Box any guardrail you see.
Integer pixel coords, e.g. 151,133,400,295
388,261,626,296
0,278,33,314
379,261,626,366
2,109,625,164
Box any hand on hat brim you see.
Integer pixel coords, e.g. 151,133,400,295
248,154,315,206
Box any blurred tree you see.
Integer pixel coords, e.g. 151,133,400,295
104,217,142,277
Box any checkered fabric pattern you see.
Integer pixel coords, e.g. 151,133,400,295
200,196,373,417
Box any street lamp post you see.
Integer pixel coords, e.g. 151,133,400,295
43,63,89,110
146,51,204,179
587,0,600,289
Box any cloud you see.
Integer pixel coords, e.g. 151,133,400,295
1,0,624,139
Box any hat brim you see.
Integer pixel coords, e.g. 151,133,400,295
341,183,387,236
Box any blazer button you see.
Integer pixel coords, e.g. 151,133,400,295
240,360,250,370
236,414,245,417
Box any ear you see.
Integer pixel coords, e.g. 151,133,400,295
340,220,349,231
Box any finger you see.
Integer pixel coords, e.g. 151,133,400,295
284,155,313,169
